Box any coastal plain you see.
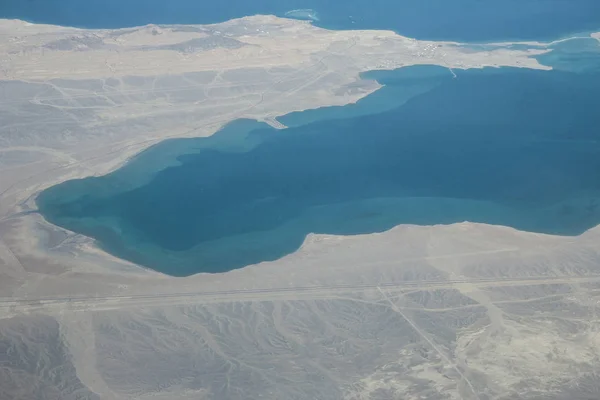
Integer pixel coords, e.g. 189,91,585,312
1,14,600,400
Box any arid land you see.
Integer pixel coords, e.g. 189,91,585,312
1,15,600,400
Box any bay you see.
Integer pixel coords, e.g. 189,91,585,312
37,66,600,276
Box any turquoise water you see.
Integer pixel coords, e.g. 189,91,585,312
2,0,600,42
280,67,452,128
284,9,320,22
536,37,600,73
37,65,600,276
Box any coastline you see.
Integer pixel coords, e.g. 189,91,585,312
3,12,600,400
0,15,558,215
0,14,596,290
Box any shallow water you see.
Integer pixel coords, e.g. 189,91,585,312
37,65,600,276
285,9,319,21
2,0,600,42
536,37,600,73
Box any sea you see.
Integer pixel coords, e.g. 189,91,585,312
1,0,600,42
36,55,600,276
8,1,600,276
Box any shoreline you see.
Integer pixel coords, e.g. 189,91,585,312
0,14,596,292
3,13,600,400
34,64,600,277
0,16,560,214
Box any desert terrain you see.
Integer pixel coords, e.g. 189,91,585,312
1,15,600,399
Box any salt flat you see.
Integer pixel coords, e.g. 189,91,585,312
1,14,600,400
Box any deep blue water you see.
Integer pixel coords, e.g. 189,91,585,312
2,0,600,42
37,65,600,276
